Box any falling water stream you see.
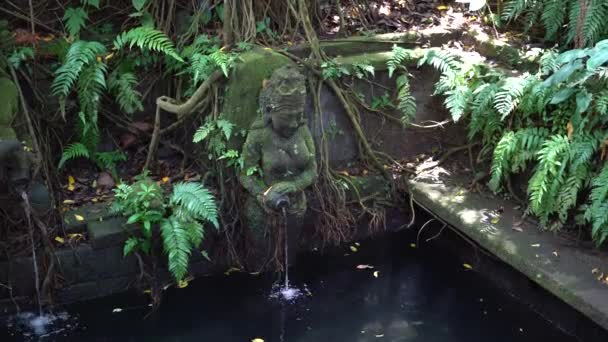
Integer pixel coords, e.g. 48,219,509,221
20,191,42,317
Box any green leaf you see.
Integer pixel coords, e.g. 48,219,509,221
132,0,147,11
544,60,583,86
556,49,588,64
587,48,608,70
217,119,234,140
576,90,593,114
63,7,88,37
123,237,139,256
550,87,576,104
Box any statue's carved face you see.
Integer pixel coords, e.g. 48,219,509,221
271,109,301,138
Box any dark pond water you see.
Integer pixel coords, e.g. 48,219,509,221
2,230,578,342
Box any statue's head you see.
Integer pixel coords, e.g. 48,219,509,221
259,65,306,138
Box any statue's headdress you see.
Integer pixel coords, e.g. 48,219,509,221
259,64,306,125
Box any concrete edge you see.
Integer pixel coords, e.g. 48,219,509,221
407,177,608,332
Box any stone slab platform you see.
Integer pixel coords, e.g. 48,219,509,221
408,171,608,332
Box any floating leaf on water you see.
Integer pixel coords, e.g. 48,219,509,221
112,308,123,313
552,251,558,257
355,242,360,247
252,338,265,342
143,289,151,294
54,236,65,244
463,263,473,270
437,5,449,10
410,243,416,248
531,243,540,247
490,217,500,224
63,199,76,204
350,246,358,252
373,271,380,278
375,334,384,337
74,214,84,221
67,175,76,191
356,264,374,269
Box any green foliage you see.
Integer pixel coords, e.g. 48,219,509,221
387,45,414,78
112,173,218,281
585,164,608,245
58,143,90,169
502,0,608,46
194,117,244,169
425,38,608,243
108,71,143,114
395,74,416,124
114,26,183,62
63,7,88,37
321,59,351,80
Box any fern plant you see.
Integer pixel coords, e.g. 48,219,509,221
112,172,218,281
422,38,608,244
502,0,608,46
53,19,182,171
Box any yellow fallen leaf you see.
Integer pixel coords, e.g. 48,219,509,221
567,121,573,140
224,267,241,275
252,339,265,342
490,217,500,224
338,170,350,176
91,198,98,203
373,271,380,278
531,243,540,247
375,334,384,338
161,176,170,184
355,242,360,247
463,263,473,270
437,5,449,10
63,199,76,204
104,52,114,61
74,214,84,221
96,56,102,63
67,175,76,191
54,236,65,244
410,243,416,248
350,245,358,252
143,289,151,294
67,233,84,241
178,279,189,288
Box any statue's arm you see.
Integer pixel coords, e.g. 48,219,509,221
238,130,267,200
291,127,318,191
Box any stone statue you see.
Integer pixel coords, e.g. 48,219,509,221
238,65,317,260
0,73,50,212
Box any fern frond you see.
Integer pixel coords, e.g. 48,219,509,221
582,1,608,48
58,142,90,168
527,134,571,225
489,131,518,192
51,40,106,98
586,164,608,245
108,72,143,114
160,217,192,281
114,26,184,62
209,49,233,77
541,0,567,40
444,85,471,122
494,74,530,119
395,74,417,124
387,45,413,78
63,7,88,37
76,61,107,117
170,182,219,229
418,48,462,75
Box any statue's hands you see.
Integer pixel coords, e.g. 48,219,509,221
261,184,292,211
271,182,298,196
